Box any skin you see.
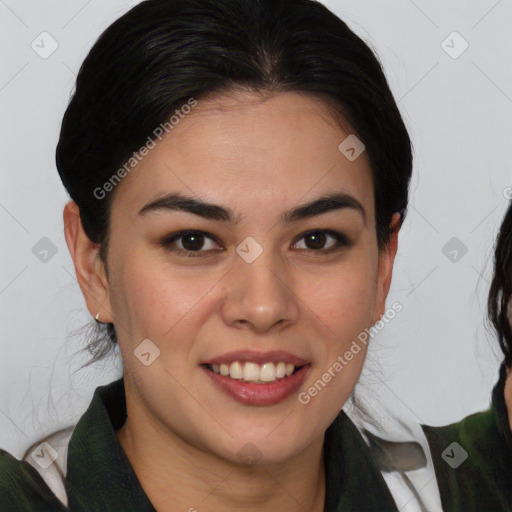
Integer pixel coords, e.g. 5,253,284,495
64,90,401,512
505,367,512,431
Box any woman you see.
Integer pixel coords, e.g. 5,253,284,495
0,0,414,510
423,201,512,511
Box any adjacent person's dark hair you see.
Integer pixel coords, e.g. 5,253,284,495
488,203,512,368
56,0,413,362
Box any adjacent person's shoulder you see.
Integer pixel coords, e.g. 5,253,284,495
423,404,497,448
422,367,512,512
422,409,509,511
422,406,498,470
0,448,67,511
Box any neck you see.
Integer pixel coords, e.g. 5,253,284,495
116,389,326,512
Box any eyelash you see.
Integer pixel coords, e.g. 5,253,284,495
160,229,351,258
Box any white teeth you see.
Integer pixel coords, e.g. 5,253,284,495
209,361,299,383
243,362,260,381
260,362,276,382
276,362,286,379
230,361,243,379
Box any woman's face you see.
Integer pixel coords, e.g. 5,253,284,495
70,91,399,464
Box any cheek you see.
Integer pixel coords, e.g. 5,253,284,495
111,257,217,341
106,255,167,340
304,258,378,335
301,264,377,409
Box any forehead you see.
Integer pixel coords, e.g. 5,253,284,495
110,91,374,221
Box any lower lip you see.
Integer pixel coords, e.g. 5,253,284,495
202,365,310,406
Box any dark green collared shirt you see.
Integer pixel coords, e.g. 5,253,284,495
0,378,399,511
423,363,512,512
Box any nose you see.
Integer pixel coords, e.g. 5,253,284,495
219,247,300,334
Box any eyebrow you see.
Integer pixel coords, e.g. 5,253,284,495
138,191,366,225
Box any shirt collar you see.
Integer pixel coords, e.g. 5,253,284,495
65,378,397,512
343,375,444,512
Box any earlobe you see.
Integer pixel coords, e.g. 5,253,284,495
63,200,114,323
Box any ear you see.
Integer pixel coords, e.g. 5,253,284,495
63,200,113,323
372,212,401,324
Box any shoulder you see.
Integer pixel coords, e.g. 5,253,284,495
422,406,497,454
0,448,67,511
0,426,74,511
422,407,512,511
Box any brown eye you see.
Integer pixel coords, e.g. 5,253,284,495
304,231,327,250
161,230,221,257
292,230,350,253
178,232,206,251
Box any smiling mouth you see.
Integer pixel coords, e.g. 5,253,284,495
203,361,305,384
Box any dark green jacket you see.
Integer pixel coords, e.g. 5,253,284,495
423,363,512,512
0,378,398,511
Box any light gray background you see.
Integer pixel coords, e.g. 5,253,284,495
0,0,511,457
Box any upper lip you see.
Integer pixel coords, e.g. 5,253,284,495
202,350,309,366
